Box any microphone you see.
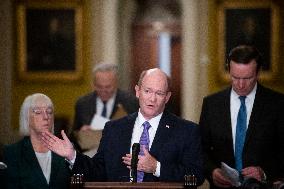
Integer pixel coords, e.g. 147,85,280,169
0,162,7,169
131,143,140,182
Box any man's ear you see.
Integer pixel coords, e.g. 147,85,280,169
135,85,140,98
165,92,171,104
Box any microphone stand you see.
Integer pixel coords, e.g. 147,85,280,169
131,164,138,183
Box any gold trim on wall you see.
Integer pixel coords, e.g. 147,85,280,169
218,1,279,81
16,0,83,81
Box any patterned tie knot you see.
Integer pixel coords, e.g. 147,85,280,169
142,121,151,131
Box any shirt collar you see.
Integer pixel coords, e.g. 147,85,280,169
137,110,163,130
231,83,257,101
97,92,116,104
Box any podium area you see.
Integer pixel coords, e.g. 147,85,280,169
70,174,210,189
71,181,210,189
82,182,184,188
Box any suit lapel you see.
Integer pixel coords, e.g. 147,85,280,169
150,112,173,158
110,89,124,118
244,84,264,149
110,113,136,177
49,153,63,186
224,89,234,143
23,138,48,186
222,88,235,160
90,92,97,118
110,92,119,118
118,113,137,154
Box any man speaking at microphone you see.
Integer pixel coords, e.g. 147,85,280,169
42,68,204,185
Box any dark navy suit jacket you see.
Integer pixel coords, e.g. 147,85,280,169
72,111,204,185
3,137,71,189
199,84,284,188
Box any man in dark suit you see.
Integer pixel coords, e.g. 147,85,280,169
71,62,138,152
199,45,284,189
42,68,204,185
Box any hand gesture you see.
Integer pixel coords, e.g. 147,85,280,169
122,153,132,169
41,130,75,161
137,146,157,174
212,168,233,188
242,166,265,182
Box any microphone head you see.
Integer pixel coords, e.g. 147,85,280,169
131,143,140,167
131,143,140,182
132,143,140,153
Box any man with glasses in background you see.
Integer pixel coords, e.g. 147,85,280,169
70,62,138,155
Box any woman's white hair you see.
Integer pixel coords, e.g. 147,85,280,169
19,93,54,136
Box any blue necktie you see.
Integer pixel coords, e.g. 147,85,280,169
137,121,151,182
235,96,247,172
101,101,107,117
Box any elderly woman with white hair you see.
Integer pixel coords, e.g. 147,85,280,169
3,93,71,189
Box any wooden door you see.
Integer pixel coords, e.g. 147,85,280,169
131,23,181,116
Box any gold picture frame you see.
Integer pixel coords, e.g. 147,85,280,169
16,0,83,81
218,1,279,81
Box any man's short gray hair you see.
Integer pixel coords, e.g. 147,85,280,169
19,93,54,136
92,62,118,78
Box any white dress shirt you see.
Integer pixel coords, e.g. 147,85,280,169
96,94,116,119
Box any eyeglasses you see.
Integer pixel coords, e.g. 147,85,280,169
141,87,167,98
32,107,53,117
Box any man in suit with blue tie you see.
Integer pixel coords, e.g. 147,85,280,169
42,68,204,185
199,45,284,189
